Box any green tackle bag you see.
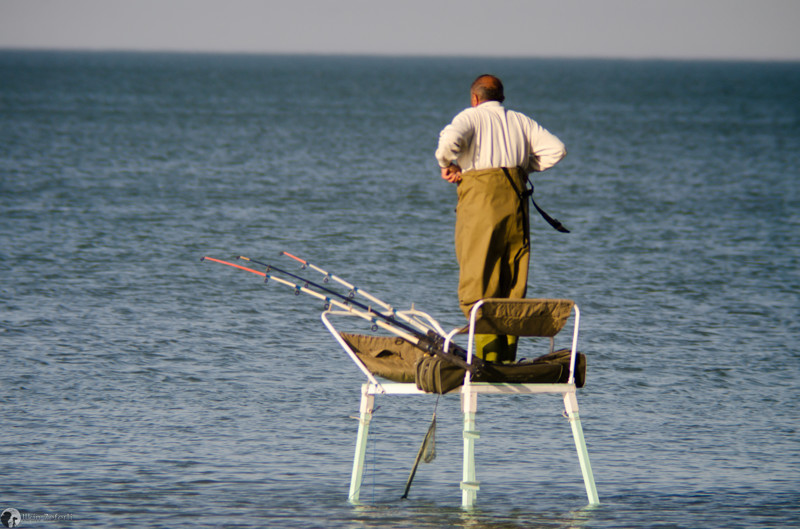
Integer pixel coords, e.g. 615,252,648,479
414,354,467,394
414,348,586,394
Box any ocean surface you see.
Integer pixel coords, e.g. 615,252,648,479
1,51,798,528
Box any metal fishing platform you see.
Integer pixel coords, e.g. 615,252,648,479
201,254,599,509
324,298,600,509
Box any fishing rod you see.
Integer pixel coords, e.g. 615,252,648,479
237,254,421,331
202,256,438,355
202,256,487,375
237,255,378,315
281,251,385,306
235,255,485,374
279,251,446,336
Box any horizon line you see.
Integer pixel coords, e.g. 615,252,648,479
2,46,799,64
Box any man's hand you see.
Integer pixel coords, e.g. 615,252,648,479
441,163,462,184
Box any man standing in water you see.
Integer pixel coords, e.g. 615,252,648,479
435,74,566,362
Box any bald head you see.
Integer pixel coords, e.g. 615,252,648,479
470,74,505,104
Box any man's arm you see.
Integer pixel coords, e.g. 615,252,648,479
435,110,473,173
527,121,566,173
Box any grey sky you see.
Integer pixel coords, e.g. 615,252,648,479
1,0,798,60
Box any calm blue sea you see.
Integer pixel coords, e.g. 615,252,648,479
1,51,799,528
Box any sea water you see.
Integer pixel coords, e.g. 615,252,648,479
1,51,798,528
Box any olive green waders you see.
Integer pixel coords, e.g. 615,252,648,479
455,167,530,363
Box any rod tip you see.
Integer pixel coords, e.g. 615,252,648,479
281,251,305,264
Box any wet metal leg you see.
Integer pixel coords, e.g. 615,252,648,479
461,388,480,509
349,384,375,504
564,391,599,505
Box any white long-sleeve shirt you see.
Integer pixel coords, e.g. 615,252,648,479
435,101,566,174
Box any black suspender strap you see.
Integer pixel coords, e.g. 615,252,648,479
528,178,570,233
501,168,570,234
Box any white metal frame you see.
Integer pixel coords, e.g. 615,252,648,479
323,300,599,509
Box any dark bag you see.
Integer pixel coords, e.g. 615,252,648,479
415,349,586,394
415,354,467,394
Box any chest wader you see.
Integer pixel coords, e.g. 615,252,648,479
455,167,530,363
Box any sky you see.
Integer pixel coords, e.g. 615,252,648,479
1,0,799,61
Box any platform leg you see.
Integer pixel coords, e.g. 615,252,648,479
460,388,480,509
349,384,375,504
564,391,599,505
